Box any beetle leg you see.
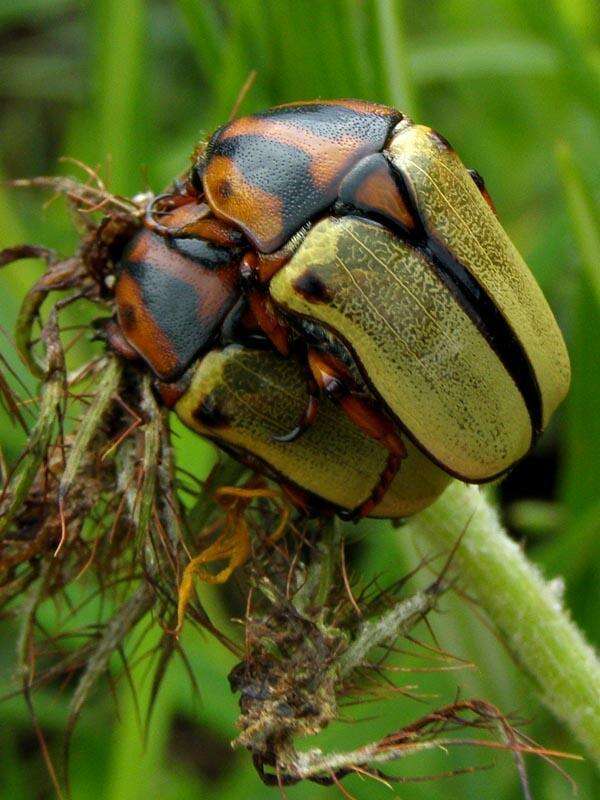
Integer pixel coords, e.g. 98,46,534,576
95,317,141,362
220,297,247,345
341,449,404,520
241,252,291,355
144,192,200,237
246,291,291,355
468,168,497,215
306,348,407,519
220,297,273,351
280,482,335,518
256,251,292,282
174,216,244,247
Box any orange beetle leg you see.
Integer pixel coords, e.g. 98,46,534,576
280,482,336,519
256,251,292,283
307,348,407,519
247,291,291,355
154,377,190,409
145,195,246,248
173,482,291,636
176,216,244,247
242,252,291,355
144,193,201,237
98,317,142,362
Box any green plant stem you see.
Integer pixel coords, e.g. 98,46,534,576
337,587,436,679
406,481,600,764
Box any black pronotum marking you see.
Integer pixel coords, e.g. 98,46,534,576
253,102,401,136
204,103,402,252
168,237,237,271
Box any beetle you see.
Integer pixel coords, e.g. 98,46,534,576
175,343,452,519
109,99,570,517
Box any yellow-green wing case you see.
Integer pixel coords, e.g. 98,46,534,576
387,124,570,431
175,345,451,517
269,216,534,481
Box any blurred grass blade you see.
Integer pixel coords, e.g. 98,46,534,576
0,0,71,27
0,54,81,102
0,178,34,293
555,141,600,525
518,2,600,122
341,0,377,98
541,498,600,577
555,140,600,308
374,0,416,115
411,37,559,82
174,0,223,81
67,585,154,742
92,0,146,194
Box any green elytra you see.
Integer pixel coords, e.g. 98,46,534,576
176,345,452,517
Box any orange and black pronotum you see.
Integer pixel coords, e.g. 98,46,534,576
106,99,570,519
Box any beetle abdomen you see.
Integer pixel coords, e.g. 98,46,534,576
175,345,451,517
201,100,402,253
270,216,537,482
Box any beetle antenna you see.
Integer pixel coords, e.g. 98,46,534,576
144,193,175,234
143,192,194,238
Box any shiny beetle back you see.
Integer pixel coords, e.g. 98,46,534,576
270,216,537,481
116,208,241,381
200,99,402,252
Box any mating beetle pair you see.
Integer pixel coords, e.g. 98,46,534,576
109,99,570,518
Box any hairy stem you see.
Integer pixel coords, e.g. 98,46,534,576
337,586,438,679
59,356,121,499
406,481,600,764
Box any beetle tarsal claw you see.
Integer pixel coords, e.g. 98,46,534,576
173,486,289,635
272,392,320,444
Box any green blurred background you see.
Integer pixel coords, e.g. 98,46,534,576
1,1,599,798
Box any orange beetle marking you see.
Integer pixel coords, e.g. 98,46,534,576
353,160,417,232
203,155,285,251
115,270,179,378
201,100,402,252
